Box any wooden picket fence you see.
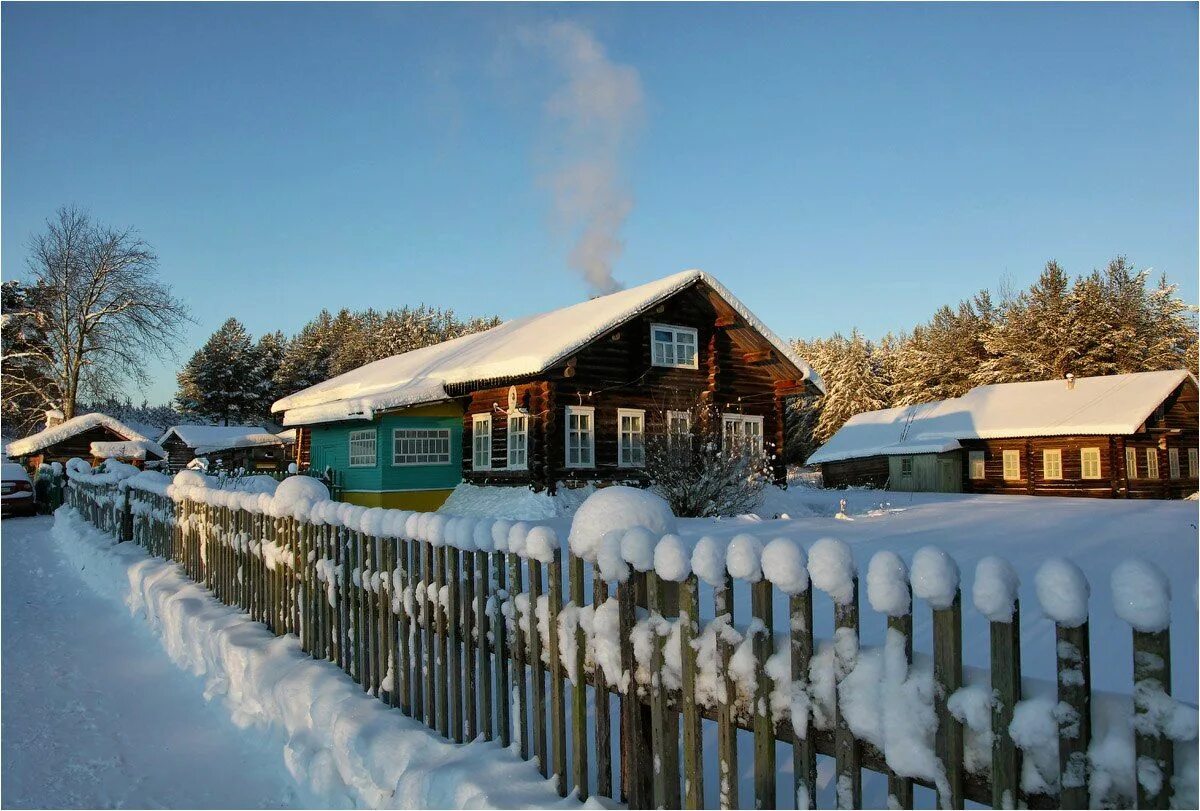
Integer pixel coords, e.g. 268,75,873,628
65,479,1183,811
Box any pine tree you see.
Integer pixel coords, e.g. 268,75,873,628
175,318,260,425
273,310,338,399
815,330,890,443
252,331,289,420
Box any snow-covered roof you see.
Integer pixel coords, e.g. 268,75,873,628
194,429,296,456
7,413,153,458
807,370,1195,465
158,425,271,449
272,270,823,426
90,439,166,460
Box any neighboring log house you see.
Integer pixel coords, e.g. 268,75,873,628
808,370,1199,499
6,411,166,470
158,425,292,472
272,270,824,510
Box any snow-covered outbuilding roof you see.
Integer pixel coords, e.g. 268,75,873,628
807,370,1196,465
272,270,822,426
158,425,272,450
194,429,297,456
7,413,155,458
90,439,166,460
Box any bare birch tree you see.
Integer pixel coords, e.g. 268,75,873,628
4,207,190,422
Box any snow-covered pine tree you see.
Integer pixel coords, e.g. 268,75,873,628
175,318,260,425
251,331,289,421
815,329,890,444
273,310,339,400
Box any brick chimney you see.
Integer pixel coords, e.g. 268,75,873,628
44,408,65,428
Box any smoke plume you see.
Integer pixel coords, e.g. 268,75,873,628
523,22,643,296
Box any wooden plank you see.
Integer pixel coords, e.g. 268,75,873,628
618,574,649,808
679,574,703,809
932,590,964,809
509,552,528,760
791,588,816,810
548,549,567,797
423,540,436,728
529,557,547,776
1056,620,1091,809
384,538,398,707
397,538,412,715
570,555,589,799
447,546,463,743
436,544,449,737
990,600,1022,810
886,597,914,809
477,550,493,740
1133,628,1173,809
716,572,739,811
494,550,511,748
648,572,673,809
751,579,775,810
593,566,613,799
462,548,477,738
834,578,862,809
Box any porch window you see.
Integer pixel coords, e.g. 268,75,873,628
722,414,764,456
618,409,645,467
348,429,377,467
650,324,699,369
472,414,492,470
507,415,528,470
1168,448,1180,479
968,450,985,479
565,406,595,468
1125,447,1138,479
393,429,452,466
1145,448,1159,479
1002,450,1020,481
1043,449,1063,480
1081,448,1101,480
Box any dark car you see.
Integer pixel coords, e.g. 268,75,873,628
1,462,37,517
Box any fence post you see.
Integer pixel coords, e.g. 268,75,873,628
462,545,477,737
751,578,776,810
1133,628,1173,809
529,556,547,775
679,572,703,810
476,548,492,740
834,577,862,809
593,566,613,799
715,570,739,811
648,570,679,809
570,554,589,800
509,551,528,759
120,488,132,543
548,548,567,797
397,537,412,716
618,571,649,809
932,591,964,809
447,544,463,743
791,586,815,810
494,548,511,748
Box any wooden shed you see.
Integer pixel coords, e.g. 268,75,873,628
808,370,1198,499
6,412,165,471
158,425,278,472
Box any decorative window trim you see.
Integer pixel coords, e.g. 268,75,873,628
1125,447,1138,479
1043,449,1063,481
564,405,596,469
1145,448,1159,479
1002,449,1021,481
617,408,646,468
1080,448,1102,480
1168,448,1181,479
722,414,765,456
472,414,492,471
650,323,700,369
507,414,529,471
968,450,985,479
392,428,452,466
348,429,377,468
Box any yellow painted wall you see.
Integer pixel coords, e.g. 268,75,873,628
340,489,455,511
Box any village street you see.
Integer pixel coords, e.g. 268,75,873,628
0,515,316,809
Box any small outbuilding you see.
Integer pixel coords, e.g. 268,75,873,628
7,411,166,470
808,370,1198,499
157,424,291,472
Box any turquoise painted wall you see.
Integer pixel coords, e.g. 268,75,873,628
308,409,462,493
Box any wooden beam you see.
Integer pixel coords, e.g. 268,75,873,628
742,348,775,365
714,313,737,328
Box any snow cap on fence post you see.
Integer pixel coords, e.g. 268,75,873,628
1034,557,1090,627
972,556,1020,623
567,485,676,564
1111,558,1171,633
807,537,856,605
620,526,657,572
525,525,558,564
491,519,514,553
690,536,725,587
762,538,808,594
653,534,691,582
597,530,630,583
867,550,910,615
726,533,764,583
472,519,495,552
910,545,960,609
507,521,531,557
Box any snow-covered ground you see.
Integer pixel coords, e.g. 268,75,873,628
2,512,595,810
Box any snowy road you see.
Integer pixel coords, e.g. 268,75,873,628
1,515,315,809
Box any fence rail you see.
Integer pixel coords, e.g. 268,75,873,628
65,478,1189,810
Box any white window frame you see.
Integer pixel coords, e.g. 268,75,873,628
722,414,765,456
472,414,492,471
1168,448,1180,479
507,414,528,471
968,450,985,479
900,456,914,476
1043,449,1063,481
1189,448,1198,478
650,323,699,369
667,410,692,439
392,428,452,466
1002,449,1021,481
1145,448,1159,479
1125,447,1138,479
564,405,595,469
617,408,646,468
1080,448,1102,480
348,429,377,468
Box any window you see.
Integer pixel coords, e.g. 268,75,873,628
565,406,595,468
471,415,492,470
1168,448,1180,479
507,415,528,470
667,410,692,442
1125,447,1138,479
1043,449,1063,480
1145,448,1159,479
618,409,646,467
900,456,914,476
722,414,764,456
1002,450,1021,481
1190,448,1198,478
1081,448,1101,480
348,429,377,467
393,429,452,466
650,324,699,369
968,451,985,479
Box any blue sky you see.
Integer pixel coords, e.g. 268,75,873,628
3,2,1196,406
